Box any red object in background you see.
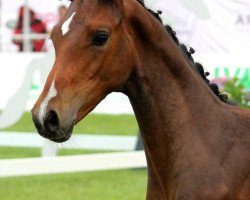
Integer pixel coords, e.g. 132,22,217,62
13,6,47,52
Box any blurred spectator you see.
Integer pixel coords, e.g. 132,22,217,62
13,6,47,52
58,5,67,21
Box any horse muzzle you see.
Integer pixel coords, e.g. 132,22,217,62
32,109,75,143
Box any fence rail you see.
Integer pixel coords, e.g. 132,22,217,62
0,131,137,151
0,151,146,177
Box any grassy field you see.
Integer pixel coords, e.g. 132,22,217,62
0,170,147,200
0,113,147,200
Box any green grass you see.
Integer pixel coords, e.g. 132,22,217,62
0,113,138,136
0,147,111,159
0,147,41,159
0,169,147,200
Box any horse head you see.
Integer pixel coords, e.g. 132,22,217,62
32,0,137,142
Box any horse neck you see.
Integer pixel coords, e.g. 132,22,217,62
126,34,222,143
124,4,226,193
126,12,223,138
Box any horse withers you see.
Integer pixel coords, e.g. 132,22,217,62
31,0,250,199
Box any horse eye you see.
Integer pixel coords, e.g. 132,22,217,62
92,32,109,46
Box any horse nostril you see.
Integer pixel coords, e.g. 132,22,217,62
44,110,59,133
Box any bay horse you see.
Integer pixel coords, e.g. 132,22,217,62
31,0,250,199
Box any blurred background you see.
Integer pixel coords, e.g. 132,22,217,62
0,0,249,200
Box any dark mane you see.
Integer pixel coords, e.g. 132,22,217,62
137,0,228,103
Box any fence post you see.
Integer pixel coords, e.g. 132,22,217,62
23,0,32,52
41,139,58,157
135,131,144,151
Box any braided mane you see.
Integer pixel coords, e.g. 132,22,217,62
137,0,228,103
